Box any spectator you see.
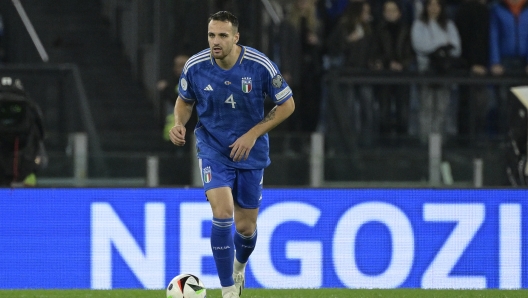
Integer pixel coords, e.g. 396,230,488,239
158,54,191,141
401,0,424,25
455,0,489,75
411,0,461,143
0,12,5,63
372,0,415,136
455,0,492,140
327,0,378,146
444,0,464,19
489,0,528,152
489,0,528,76
367,0,415,26
317,0,350,44
327,0,375,70
280,0,323,134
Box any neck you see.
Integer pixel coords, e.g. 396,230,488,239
216,45,241,70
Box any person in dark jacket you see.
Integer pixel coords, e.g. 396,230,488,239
326,0,378,146
455,0,492,139
455,0,489,75
280,0,323,134
372,0,415,136
327,0,375,70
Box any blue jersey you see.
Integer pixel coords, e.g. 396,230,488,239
178,46,293,169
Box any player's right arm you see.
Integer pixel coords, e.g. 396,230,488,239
169,96,194,146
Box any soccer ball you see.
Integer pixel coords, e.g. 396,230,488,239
166,273,207,298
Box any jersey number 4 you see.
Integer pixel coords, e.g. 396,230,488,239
225,94,236,109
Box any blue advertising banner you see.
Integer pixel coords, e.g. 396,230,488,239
0,188,526,289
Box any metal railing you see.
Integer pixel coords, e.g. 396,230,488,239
2,65,526,187
324,69,527,152
322,69,528,186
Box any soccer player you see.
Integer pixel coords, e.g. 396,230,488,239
168,11,295,298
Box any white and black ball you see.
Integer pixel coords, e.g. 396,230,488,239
166,273,207,298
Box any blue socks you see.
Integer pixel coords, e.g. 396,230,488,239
211,217,235,287
211,217,258,286
234,228,257,264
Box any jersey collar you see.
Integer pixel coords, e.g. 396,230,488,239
210,45,246,70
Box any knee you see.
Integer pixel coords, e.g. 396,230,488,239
235,220,257,236
211,206,234,219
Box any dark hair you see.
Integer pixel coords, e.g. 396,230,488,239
420,0,448,29
208,11,239,31
341,1,371,34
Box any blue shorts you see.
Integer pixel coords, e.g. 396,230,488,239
199,158,263,209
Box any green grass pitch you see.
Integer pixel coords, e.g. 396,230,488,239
1,289,528,298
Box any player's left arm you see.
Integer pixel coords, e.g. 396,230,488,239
229,97,295,162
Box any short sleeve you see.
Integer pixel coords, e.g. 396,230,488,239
178,71,196,103
266,69,293,105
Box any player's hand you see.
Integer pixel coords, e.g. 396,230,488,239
471,65,487,76
229,133,257,162
169,125,186,146
390,61,403,71
491,64,504,76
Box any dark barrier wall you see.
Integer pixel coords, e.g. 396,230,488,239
1,188,527,289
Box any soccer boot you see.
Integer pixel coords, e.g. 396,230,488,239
223,292,239,298
222,285,240,298
233,271,245,296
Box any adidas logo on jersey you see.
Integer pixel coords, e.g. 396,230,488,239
204,85,213,91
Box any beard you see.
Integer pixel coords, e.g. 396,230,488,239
211,46,231,60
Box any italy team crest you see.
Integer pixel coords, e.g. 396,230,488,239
242,77,252,93
203,166,212,183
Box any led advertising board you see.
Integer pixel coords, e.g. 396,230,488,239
0,188,526,289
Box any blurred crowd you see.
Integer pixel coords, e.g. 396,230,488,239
159,0,527,149
0,11,5,64
271,0,527,147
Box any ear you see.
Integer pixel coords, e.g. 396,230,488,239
234,32,240,44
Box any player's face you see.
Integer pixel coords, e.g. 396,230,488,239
208,20,239,60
